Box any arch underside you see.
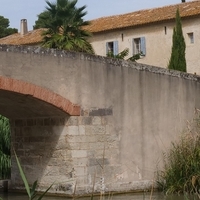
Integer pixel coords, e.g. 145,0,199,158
0,76,80,119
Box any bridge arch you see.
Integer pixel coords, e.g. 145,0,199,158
0,76,80,118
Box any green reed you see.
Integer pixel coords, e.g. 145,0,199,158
0,115,11,179
13,149,54,200
157,111,200,196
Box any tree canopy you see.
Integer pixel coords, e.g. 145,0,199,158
0,16,18,38
34,11,51,30
34,0,94,54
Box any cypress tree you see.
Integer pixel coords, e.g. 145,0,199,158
168,9,186,72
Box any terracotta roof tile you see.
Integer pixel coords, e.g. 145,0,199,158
85,1,200,33
0,28,46,45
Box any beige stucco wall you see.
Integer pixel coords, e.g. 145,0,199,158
90,17,200,75
0,46,200,195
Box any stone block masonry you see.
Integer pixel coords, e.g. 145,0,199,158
11,107,121,195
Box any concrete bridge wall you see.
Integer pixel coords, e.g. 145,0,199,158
0,45,200,195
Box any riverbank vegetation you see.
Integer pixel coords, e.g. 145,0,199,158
0,115,11,179
157,110,200,197
12,149,54,200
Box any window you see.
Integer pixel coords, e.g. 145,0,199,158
106,41,118,56
187,32,194,44
133,37,146,56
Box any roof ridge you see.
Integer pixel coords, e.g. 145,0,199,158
90,1,197,21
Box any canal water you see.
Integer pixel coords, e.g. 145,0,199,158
0,192,198,200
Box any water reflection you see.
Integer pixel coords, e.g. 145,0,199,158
0,192,198,200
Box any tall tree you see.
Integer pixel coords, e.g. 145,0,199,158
33,11,51,30
0,16,18,38
36,0,94,54
168,9,186,72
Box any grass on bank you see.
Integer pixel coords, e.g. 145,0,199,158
12,149,54,200
157,110,200,196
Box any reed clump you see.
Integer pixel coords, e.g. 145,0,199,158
157,110,200,195
0,115,11,179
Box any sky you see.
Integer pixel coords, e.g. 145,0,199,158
1,0,183,31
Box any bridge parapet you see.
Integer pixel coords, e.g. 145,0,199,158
1,44,200,195
0,44,199,82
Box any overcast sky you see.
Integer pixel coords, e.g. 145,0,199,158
1,0,183,31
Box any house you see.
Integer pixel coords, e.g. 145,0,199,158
1,1,200,74
85,0,200,74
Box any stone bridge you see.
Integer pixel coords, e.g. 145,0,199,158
0,45,200,195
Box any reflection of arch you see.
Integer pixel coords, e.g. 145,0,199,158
0,76,80,116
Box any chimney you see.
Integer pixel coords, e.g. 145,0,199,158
20,19,28,35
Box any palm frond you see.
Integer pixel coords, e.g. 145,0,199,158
39,0,94,54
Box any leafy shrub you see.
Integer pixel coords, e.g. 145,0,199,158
107,48,143,61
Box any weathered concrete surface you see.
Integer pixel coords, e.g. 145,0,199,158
0,45,200,195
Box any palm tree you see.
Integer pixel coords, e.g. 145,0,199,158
41,0,94,54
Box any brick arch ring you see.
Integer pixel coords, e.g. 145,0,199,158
0,76,80,116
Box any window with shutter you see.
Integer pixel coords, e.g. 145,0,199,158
133,37,146,56
106,41,118,56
